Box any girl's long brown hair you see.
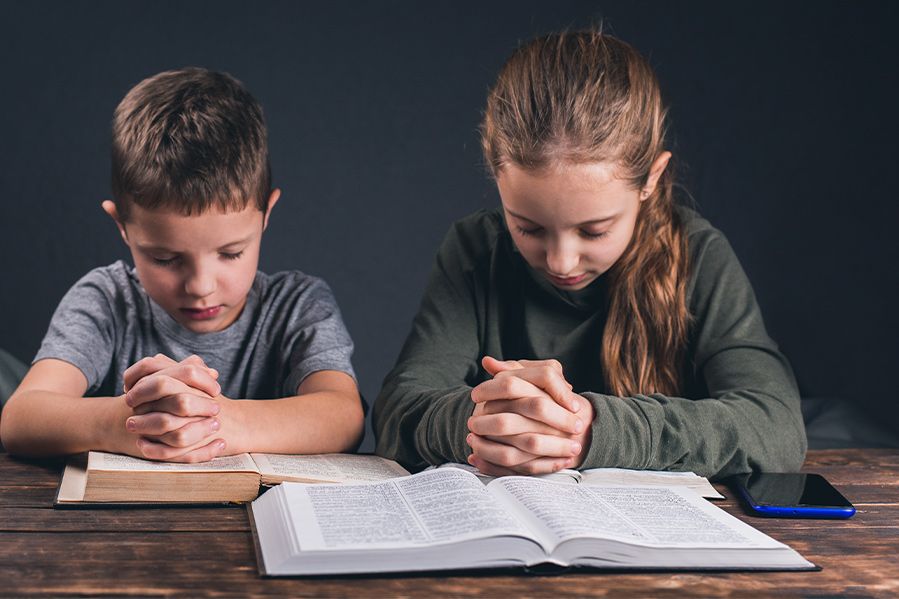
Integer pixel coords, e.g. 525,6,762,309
481,31,690,396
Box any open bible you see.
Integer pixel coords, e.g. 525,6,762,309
249,467,814,575
55,451,410,505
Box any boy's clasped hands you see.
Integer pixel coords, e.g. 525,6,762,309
121,354,233,462
467,356,594,476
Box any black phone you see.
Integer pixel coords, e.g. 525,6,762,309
728,472,855,519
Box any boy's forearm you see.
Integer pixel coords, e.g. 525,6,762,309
227,391,364,455
1,390,133,457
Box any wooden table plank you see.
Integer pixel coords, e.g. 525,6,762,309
1,449,897,597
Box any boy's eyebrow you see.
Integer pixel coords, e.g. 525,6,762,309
216,236,255,251
135,236,255,253
505,208,615,226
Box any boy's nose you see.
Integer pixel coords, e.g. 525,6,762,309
184,270,216,298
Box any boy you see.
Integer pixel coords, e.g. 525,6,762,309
0,68,364,462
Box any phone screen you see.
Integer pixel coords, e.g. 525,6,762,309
730,473,855,518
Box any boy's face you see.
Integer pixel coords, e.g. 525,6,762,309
104,192,279,333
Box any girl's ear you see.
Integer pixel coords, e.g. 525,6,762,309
101,200,130,246
641,151,672,200
262,189,281,231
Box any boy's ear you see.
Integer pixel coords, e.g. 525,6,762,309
262,189,281,231
101,200,130,246
641,151,672,201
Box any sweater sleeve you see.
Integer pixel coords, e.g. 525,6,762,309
373,224,482,471
579,229,807,479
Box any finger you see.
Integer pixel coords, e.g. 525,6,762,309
467,432,538,468
123,354,178,392
468,412,562,437
508,455,576,475
125,412,208,436
154,418,222,448
479,397,584,435
126,366,220,408
467,453,519,477
131,393,221,417
484,432,582,459
481,355,524,377
493,366,578,411
180,355,219,379
471,376,546,404
513,359,565,376
162,363,221,397
126,375,194,408
136,437,226,463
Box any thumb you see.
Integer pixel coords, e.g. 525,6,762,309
481,355,523,376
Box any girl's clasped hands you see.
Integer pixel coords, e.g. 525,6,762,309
467,356,594,476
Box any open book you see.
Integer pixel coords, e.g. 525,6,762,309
250,468,814,575
433,463,723,499
56,451,410,505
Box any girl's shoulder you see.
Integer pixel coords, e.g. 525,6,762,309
677,205,732,262
436,208,508,268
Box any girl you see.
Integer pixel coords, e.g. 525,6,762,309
373,31,806,478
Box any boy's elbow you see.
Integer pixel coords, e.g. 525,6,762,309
1,394,31,456
334,392,365,453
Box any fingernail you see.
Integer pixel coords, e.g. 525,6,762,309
466,434,473,445
212,403,221,414
574,419,584,433
210,419,220,431
467,454,475,464
570,442,582,455
209,368,219,378
571,400,581,413
125,418,136,432
216,441,226,452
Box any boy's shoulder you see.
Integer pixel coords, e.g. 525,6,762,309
252,269,340,309
66,260,143,303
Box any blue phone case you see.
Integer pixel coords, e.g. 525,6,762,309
733,484,856,519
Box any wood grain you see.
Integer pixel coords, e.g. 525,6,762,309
1,450,897,597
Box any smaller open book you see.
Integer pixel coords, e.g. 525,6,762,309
55,451,410,505
250,468,815,575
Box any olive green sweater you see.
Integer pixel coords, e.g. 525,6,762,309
373,208,806,478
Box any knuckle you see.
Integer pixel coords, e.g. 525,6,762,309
520,435,541,453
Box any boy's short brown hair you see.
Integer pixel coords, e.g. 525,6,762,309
111,67,270,221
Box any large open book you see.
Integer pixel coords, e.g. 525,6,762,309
250,468,815,575
55,451,410,505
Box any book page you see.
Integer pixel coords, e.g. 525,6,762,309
431,463,581,485
580,468,723,499
491,478,782,550
88,451,258,473
252,453,409,483
280,468,530,551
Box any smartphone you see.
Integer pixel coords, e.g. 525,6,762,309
729,472,855,519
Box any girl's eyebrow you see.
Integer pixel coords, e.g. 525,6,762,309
506,208,615,227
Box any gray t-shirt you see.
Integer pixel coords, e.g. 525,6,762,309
35,261,356,399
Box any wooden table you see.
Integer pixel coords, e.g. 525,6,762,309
1,449,897,597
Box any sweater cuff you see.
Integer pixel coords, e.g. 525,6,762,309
416,386,476,466
579,392,650,470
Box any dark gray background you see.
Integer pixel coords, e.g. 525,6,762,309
1,1,896,450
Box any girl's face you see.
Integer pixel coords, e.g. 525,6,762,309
497,160,660,291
